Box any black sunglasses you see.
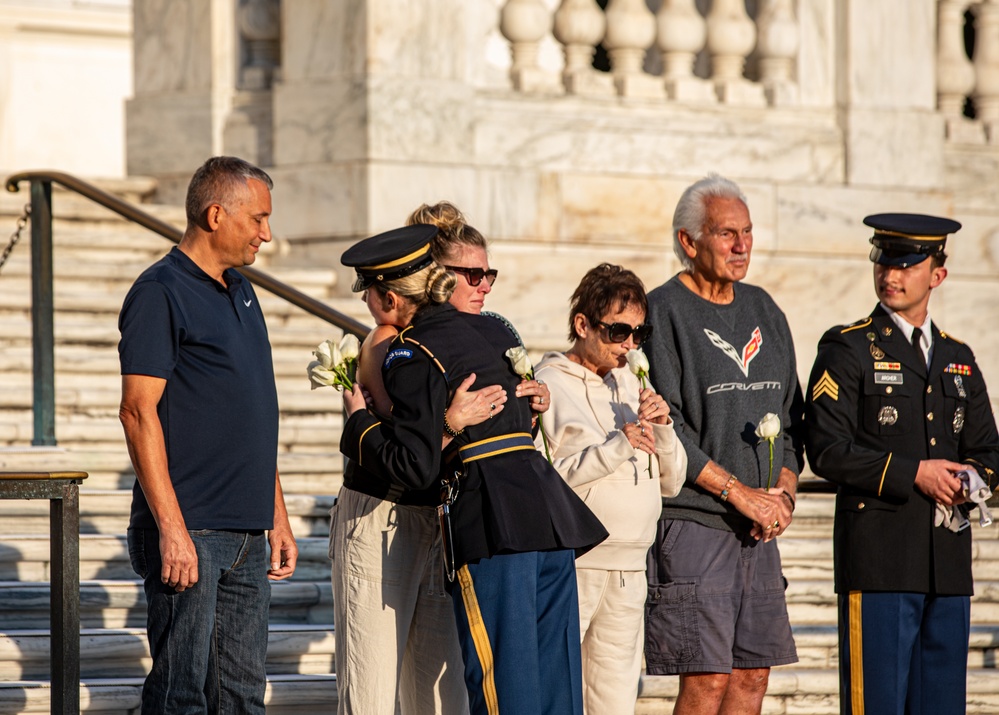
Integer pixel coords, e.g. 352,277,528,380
445,265,499,287
597,320,653,345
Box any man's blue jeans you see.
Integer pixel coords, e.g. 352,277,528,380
128,528,270,715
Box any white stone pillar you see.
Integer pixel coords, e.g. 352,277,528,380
126,0,240,195
705,0,765,105
973,0,999,143
269,0,477,247
224,0,281,168
553,0,613,95
837,0,943,188
500,0,555,92
656,0,714,102
603,0,661,97
937,0,980,142
756,0,800,106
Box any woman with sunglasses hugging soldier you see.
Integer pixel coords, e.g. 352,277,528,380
534,263,688,715
329,202,553,715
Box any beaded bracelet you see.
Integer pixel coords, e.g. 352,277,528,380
443,409,464,439
719,475,737,502
781,490,796,512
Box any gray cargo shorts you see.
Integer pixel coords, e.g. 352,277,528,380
645,518,798,674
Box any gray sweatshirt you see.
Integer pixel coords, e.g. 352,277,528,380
646,274,804,532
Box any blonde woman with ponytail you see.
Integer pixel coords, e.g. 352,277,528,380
340,225,607,715
329,235,504,715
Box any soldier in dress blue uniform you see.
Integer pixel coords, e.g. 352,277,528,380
804,213,999,715
338,225,608,715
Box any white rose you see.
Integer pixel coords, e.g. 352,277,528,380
755,412,781,441
339,333,361,362
307,360,338,390
313,339,341,370
505,346,533,377
626,348,650,376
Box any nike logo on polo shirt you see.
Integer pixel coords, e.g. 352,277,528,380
244,299,253,307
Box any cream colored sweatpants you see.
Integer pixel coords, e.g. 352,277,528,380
329,487,469,715
576,568,647,715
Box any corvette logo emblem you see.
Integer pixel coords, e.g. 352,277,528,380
703,327,762,378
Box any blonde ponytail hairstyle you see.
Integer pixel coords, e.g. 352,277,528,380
407,201,488,263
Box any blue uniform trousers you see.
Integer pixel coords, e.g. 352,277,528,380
451,550,583,715
838,591,969,715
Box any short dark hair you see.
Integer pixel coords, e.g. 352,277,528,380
185,156,273,229
567,263,648,343
931,251,948,268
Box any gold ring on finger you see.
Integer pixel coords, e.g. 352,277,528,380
771,520,780,529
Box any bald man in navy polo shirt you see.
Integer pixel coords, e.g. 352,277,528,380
118,156,298,714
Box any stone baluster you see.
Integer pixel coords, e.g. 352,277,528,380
974,0,999,143
553,0,613,95
656,0,714,102
224,0,281,167
706,0,764,105
755,0,799,106
603,0,662,97
500,0,554,92
238,0,281,90
937,0,980,142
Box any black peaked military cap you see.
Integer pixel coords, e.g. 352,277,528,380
865,213,961,268
341,224,438,292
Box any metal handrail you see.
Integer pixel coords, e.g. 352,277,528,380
5,169,370,445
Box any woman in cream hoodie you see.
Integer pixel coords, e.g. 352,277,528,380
536,263,686,715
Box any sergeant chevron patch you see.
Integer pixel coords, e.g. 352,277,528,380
812,371,839,401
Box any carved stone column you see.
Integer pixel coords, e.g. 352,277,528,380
126,0,240,199
937,0,980,142
553,0,612,95
603,0,661,97
500,0,554,92
756,0,799,106
225,0,281,167
706,0,764,105
656,0,714,102
974,0,999,143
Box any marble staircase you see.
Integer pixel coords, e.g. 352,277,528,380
1,180,998,713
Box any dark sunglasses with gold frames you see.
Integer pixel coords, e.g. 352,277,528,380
445,265,499,287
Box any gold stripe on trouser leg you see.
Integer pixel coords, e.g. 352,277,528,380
849,591,864,715
457,565,500,715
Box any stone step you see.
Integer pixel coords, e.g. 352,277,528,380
0,673,337,714
0,535,331,582
0,448,344,494
9,668,998,715
0,490,334,538
0,343,352,378
0,416,345,458
0,579,333,630
784,579,999,626
0,624,335,681
636,668,999,714
0,314,361,349
0,289,347,334
791,623,999,670
0,372,344,412
5,620,996,683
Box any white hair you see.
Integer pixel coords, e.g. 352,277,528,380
671,174,748,271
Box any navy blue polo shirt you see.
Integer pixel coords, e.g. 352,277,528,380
118,247,279,531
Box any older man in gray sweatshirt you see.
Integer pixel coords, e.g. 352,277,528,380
644,174,803,715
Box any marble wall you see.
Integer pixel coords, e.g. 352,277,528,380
0,2,132,178
121,0,999,404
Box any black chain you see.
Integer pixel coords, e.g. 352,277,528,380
0,203,30,275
